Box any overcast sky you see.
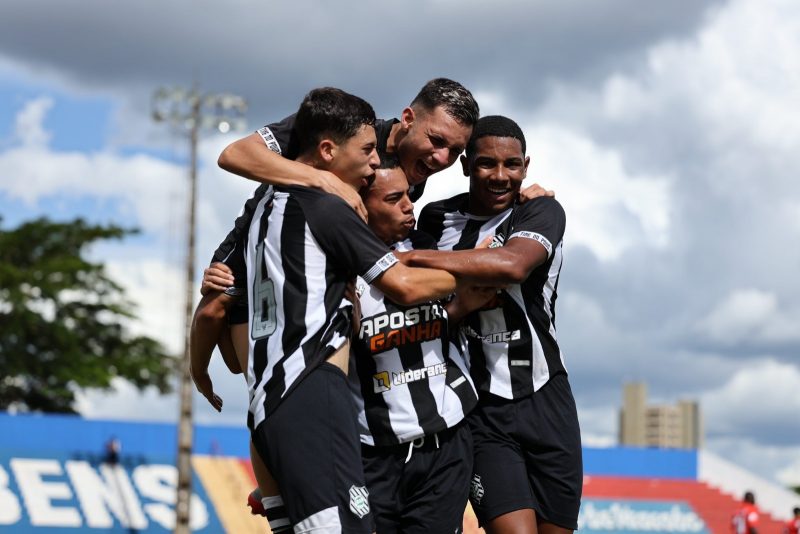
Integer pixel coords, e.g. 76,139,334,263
2,0,798,486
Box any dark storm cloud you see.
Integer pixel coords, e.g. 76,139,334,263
1,0,724,122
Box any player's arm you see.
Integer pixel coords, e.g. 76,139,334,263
190,290,241,412
402,237,548,286
219,132,367,220
201,262,235,295
445,282,501,324
371,263,456,306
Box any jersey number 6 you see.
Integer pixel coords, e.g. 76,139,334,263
252,241,277,339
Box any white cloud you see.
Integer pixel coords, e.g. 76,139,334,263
14,96,53,147
104,258,184,354
701,359,800,438
0,133,186,238
777,459,800,487
524,123,671,261
698,289,800,345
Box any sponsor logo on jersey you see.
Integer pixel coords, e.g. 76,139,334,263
463,325,521,344
372,363,448,393
349,485,370,518
359,303,446,354
470,474,485,504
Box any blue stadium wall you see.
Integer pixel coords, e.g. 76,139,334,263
0,412,699,532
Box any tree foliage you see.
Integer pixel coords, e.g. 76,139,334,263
0,217,176,413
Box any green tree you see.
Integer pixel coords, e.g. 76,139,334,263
0,217,176,413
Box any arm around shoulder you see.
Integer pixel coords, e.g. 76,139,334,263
218,132,323,188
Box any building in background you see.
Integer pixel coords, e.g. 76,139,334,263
619,382,703,449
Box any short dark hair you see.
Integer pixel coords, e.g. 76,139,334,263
744,491,756,504
361,154,402,196
410,78,479,127
290,87,376,157
379,153,402,170
465,115,526,160
793,507,800,515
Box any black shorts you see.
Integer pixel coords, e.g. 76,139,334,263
361,422,473,534
468,374,582,530
251,363,372,534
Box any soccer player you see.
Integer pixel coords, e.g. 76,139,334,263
404,116,583,534
243,87,461,533
731,491,760,534
351,159,493,533
782,507,800,534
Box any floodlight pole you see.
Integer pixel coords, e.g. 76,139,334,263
151,86,247,534
174,95,199,534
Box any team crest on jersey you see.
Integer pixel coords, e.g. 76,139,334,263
470,474,485,503
349,485,370,518
488,232,505,249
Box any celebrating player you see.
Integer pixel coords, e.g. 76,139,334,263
406,115,583,534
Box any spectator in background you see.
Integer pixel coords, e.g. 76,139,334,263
731,491,759,534
783,507,800,534
104,436,120,465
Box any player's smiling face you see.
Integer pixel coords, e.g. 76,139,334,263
464,136,529,216
363,166,415,245
328,124,380,190
396,106,471,186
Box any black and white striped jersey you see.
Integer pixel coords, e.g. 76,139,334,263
419,193,567,399
349,230,478,446
212,184,273,297
210,117,291,271
244,185,399,430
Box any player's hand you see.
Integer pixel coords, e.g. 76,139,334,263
518,182,555,203
191,365,223,412
455,279,504,312
344,278,362,335
315,169,369,222
201,262,235,295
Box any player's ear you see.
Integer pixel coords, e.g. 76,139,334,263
523,155,530,178
318,138,336,164
400,107,415,131
461,154,470,177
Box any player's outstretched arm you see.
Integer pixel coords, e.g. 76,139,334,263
190,291,241,412
372,263,456,307
218,133,367,221
403,238,549,286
